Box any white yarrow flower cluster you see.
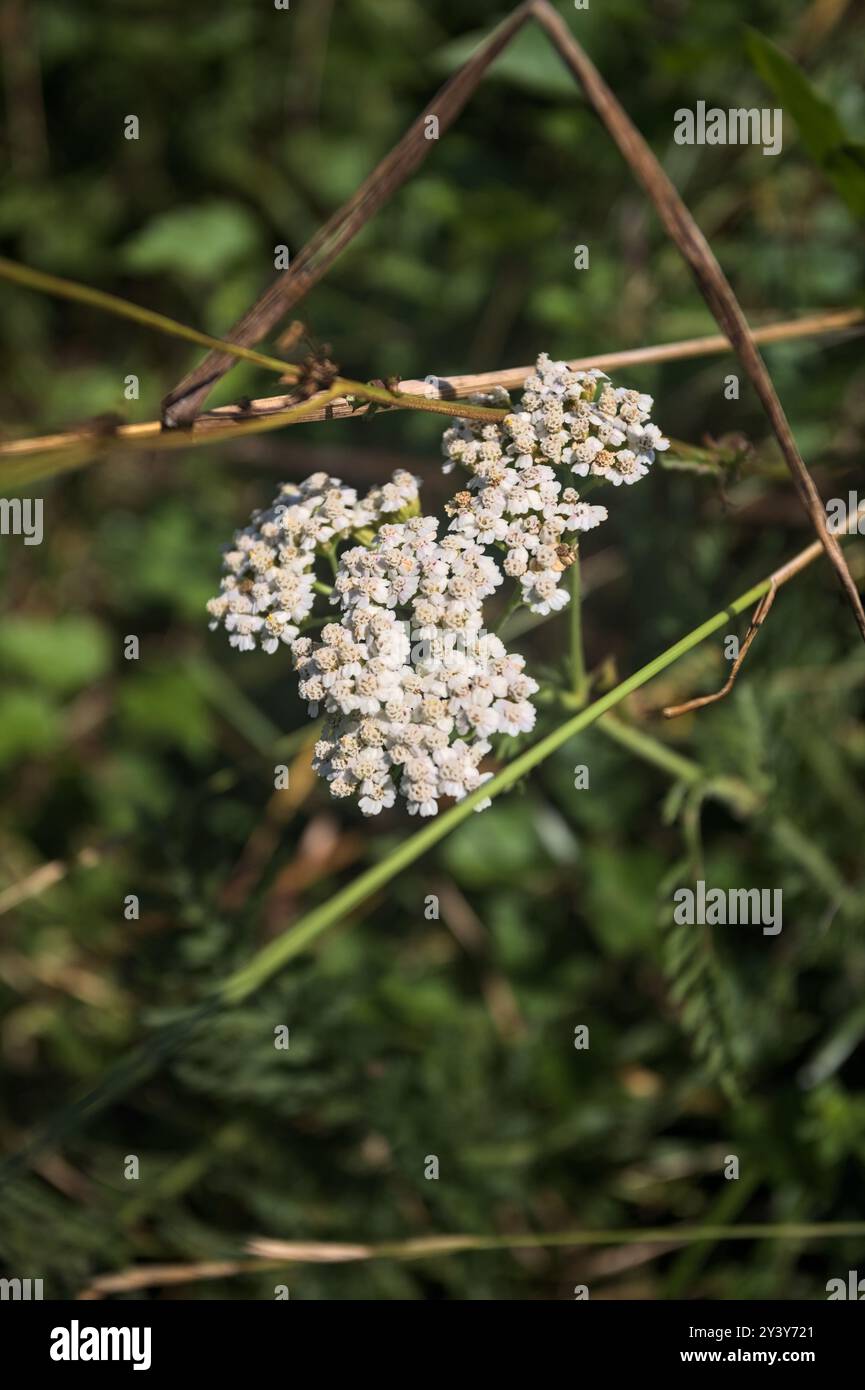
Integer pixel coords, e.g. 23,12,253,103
208,354,667,816
442,353,668,613
206,470,419,654
291,517,538,816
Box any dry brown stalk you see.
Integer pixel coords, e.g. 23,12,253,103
398,308,865,398
2,2,861,631
661,500,865,717
529,0,865,641
160,1,536,427
2,310,858,476
77,1217,865,1296
154,0,864,639
78,1259,263,1298
0,843,105,918
662,583,778,719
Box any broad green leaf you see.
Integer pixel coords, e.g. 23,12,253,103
745,29,865,218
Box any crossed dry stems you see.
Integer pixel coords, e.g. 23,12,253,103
152,0,865,643
0,0,863,642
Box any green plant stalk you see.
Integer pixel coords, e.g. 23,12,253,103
0,540,848,1187
0,255,302,379
0,257,495,420
495,588,524,636
0,255,508,447
568,548,587,700
601,718,856,909
663,1169,759,1298
599,712,702,783
218,573,775,1006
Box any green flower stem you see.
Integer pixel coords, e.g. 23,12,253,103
598,712,763,821
0,255,508,476
218,572,776,1006
599,712,702,784
495,589,524,636
568,549,587,701
0,541,844,1183
0,255,302,380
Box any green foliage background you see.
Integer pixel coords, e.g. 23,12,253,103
0,0,864,1299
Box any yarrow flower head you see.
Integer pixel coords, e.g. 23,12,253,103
206,470,419,654
441,354,667,615
208,355,667,815
291,516,537,817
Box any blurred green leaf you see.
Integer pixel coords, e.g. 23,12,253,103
433,25,583,98
0,616,110,693
584,845,659,957
440,799,548,887
118,664,215,757
746,29,865,218
0,689,62,766
120,201,261,281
